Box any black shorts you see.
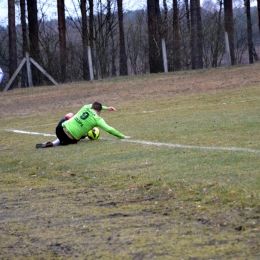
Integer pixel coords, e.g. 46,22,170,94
56,118,78,145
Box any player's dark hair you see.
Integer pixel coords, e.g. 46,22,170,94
91,102,102,112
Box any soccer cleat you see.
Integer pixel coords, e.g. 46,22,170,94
36,142,53,148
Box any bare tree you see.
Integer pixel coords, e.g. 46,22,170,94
224,0,235,65
88,0,95,78
38,19,60,80
190,0,203,69
80,0,90,80
202,0,225,68
147,0,163,73
234,30,248,64
126,10,148,74
184,0,191,33
6,0,260,89
178,1,191,69
93,0,117,78
89,0,94,49
8,0,17,89
20,0,28,56
57,0,67,82
27,0,41,85
244,0,258,63
173,0,181,71
107,0,117,76
257,0,260,37
212,1,225,67
117,0,128,76
19,0,28,87
162,0,168,38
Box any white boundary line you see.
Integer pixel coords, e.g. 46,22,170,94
8,130,56,137
7,129,260,153
122,139,260,153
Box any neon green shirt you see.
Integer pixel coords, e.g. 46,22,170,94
62,104,125,140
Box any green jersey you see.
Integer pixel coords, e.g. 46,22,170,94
62,104,125,140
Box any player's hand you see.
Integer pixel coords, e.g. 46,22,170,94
107,106,116,111
124,136,131,139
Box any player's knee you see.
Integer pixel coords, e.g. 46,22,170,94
65,112,74,119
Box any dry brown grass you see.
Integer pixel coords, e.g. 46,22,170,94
1,64,260,117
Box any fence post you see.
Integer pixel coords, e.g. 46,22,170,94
3,58,26,92
87,46,94,81
225,32,231,66
26,52,33,87
161,39,168,73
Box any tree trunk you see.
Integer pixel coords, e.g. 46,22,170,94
147,0,163,73
88,0,94,78
162,0,168,39
173,0,181,71
8,0,17,89
190,0,203,69
27,0,41,85
185,0,190,33
197,0,203,65
212,1,223,67
244,0,254,64
57,0,67,82
19,0,28,87
184,0,190,68
107,0,116,76
190,0,196,69
224,0,235,65
89,0,94,49
81,0,90,80
117,0,128,76
257,0,260,37
20,0,28,56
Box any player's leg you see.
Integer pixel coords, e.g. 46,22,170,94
56,118,77,146
64,112,74,119
36,142,54,148
36,113,74,148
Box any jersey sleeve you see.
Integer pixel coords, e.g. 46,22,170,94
97,118,125,138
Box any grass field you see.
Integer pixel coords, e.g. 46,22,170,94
0,64,260,259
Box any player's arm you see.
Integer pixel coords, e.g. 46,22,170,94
86,103,116,111
101,106,116,111
97,118,130,139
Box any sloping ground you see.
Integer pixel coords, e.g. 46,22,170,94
0,64,260,259
1,64,260,116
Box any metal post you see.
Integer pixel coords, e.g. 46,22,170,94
225,32,231,66
26,52,33,87
87,46,94,81
161,38,168,73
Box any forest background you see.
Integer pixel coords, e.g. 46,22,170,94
1,0,260,91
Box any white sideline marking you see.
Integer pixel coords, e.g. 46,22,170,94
7,129,260,153
122,139,260,153
23,123,56,128
8,130,56,137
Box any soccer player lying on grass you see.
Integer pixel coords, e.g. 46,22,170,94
36,102,131,148
36,113,102,147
